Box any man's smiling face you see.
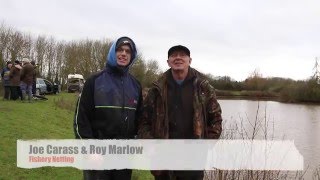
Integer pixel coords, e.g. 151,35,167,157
116,44,132,67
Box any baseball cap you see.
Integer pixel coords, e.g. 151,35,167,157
22,58,31,63
116,37,135,52
168,45,190,58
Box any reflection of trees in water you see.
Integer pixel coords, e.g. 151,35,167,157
204,103,314,180
204,170,308,180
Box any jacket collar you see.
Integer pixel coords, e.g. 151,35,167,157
153,67,200,91
106,64,128,76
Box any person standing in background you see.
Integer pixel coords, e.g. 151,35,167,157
30,61,37,95
1,61,12,100
20,58,35,102
9,60,22,100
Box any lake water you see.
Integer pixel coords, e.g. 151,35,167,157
219,99,320,179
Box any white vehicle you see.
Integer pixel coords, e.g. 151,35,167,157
67,74,84,93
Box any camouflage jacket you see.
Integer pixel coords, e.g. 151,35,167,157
138,68,222,139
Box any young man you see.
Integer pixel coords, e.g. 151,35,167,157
138,45,223,180
74,36,142,180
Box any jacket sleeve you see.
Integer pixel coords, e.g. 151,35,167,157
138,88,155,139
73,76,95,139
205,83,223,139
134,84,143,137
20,67,25,80
9,68,14,79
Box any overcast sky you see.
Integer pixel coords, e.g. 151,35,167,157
1,0,320,81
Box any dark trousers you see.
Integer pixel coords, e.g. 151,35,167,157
10,86,21,100
20,81,33,100
83,169,132,180
3,86,10,100
32,81,36,94
155,171,204,180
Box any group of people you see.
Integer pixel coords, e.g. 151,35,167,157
1,58,36,103
74,36,223,180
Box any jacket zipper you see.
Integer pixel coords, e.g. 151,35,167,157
122,76,129,136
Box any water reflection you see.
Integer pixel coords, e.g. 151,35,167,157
219,99,320,178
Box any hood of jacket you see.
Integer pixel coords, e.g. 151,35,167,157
106,36,137,73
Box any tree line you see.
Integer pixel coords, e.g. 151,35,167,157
0,23,161,88
1,22,319,102
208,67,320,103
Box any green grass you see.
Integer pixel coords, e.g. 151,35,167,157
0,93,153,180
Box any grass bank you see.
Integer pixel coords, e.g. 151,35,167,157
0,92,152,179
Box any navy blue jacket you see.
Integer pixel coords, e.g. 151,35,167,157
74,37,142,139
1,67,11,86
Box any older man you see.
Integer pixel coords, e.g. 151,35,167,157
139,45,223,180
20,58,34,102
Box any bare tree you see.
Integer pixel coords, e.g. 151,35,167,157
130,53,147,85
78,39,93,78
0,23,12,67
0,22,156,88
312,57,320,84
63,41,79,76
144,59,161,86
45,37,56,81
8,31,25,62
21,34,33,59
55,42,65,84
91,38,112,72
35,35,47,77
